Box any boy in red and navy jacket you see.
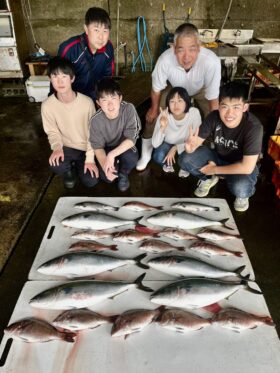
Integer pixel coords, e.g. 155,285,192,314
57,7,115,101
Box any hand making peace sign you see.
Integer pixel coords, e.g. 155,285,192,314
159,107,169,132
185,125,200,153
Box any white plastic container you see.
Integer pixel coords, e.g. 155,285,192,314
25,75,50,102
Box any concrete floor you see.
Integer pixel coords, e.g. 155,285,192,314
0,88,280,353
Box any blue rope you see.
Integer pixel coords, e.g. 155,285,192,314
131,16,153,73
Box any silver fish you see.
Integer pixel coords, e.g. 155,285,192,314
71,230,113,240
197,229,241,241
150,278,261,309
113,229,159,243
147,256,247,279
37,253,147,278
53,309,116,332
139,239,185,254
212,308,275,332
189,241,243,257
30,274,152,310
74,201,118,211
62,212,140,230
146,210,229,230
160,228,198,241
5,318,76,343
68,240,118,252
171,202,219,212
157,309,211,332
111,307,163,338
121,201,163,211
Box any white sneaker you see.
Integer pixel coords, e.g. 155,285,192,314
234,197,249,212
194,176,219,197
178,169,190,178
163,164,175,173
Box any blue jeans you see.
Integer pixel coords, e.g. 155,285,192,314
50,146,98,188
178,145,259,198
97,145,139,183
153,142,184,166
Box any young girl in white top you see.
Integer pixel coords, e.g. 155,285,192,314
152,87,201,177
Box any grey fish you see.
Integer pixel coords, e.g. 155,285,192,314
212,307,275,332
197,229,242,241
74,201,118,211
68,240,118,252
150,278,261,309
146,210,229,230
189,241,243,257
139,239,185,254
160,228,198,241
5,318,76,343
111,306,163,338
121,201,163,211
147,256,247,279
157,309,211,333
37,253,147,278
30,274,152,310
62,212,141,230
113,229,159,244
71,230,113,240
171,201,219,212
53,309,116,332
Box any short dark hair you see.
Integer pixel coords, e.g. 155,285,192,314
166,87,191,113
219,82,248,103
47,56,75,78
96,78,122,99
85,7,111,29
174,23,199,43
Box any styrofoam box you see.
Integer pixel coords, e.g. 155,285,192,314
25,75,50,103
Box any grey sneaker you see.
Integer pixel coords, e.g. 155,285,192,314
178,169,190,178
162,164,175,173
194,176,219,197
234,197,249,212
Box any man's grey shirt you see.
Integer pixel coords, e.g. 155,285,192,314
89,101,141,149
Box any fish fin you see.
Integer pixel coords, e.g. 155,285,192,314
108,315,119,323
213,206,220,211
202,303,222,314
158,206,164,210
61,331,77,343
135,273,153,292
264,317,275,326
110,245,118,251
178,247,185,251
153,233,161,238
219,218,234,230
242,281,262,295
134,253,149,269
235,265,246,276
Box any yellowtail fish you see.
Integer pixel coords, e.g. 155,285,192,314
30,274,153,310
74,201,118,211
5,318,76,343
121,201,163,211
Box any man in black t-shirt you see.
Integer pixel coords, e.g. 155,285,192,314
179,82,263,212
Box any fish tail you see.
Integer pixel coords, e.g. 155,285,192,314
242,281,262,295
219,218,234,230
135,273,153,292
263,317,275,326
110,245,118,251
135,216,145,226
108,314,119,323
61,331,77,343
235,265,246,277
134,254,149,269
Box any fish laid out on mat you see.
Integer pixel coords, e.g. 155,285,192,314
147,256,247,279
62,212,142,230
112,229,160,243
146,210,231,230
139,239,186,254
197,228,242,241
150,278,262,310
37,252,148,278
5,318,76,343
171,201,219,212
30,274,152,310
68,240,118,252
189,241,243,257
53,309,117,332
74,201,118,212
71,230,113,240
212,307,275,332
159,228,198,241
121,201,163,211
